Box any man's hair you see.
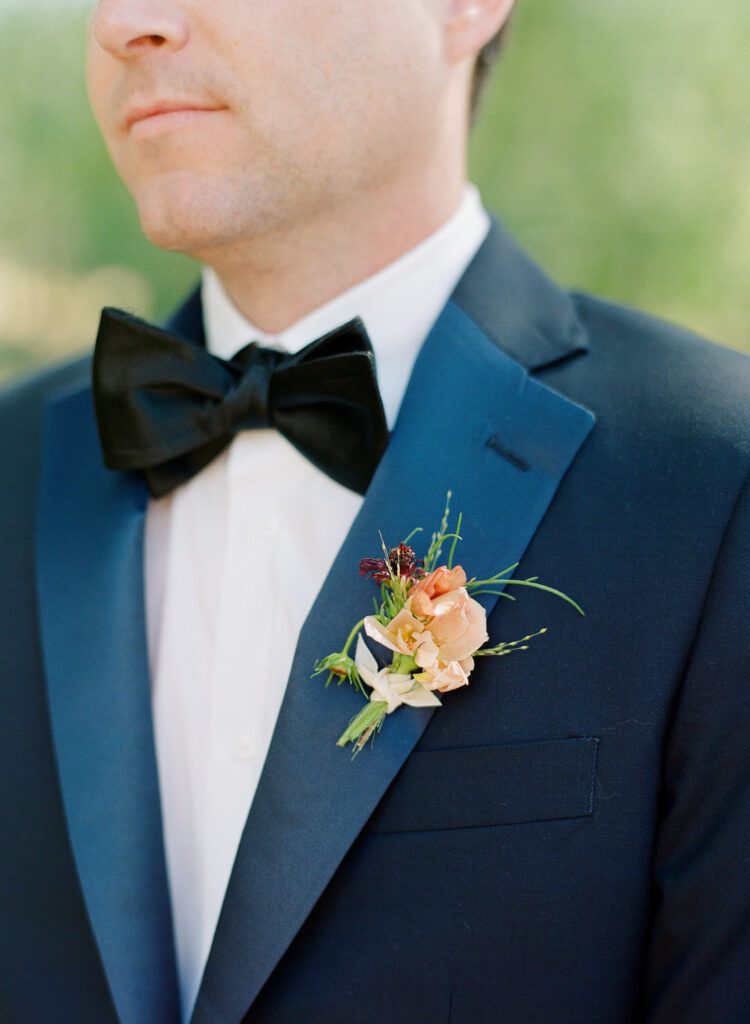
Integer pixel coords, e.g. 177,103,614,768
470,25,509,124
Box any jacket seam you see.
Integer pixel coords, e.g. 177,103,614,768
659,467,750,748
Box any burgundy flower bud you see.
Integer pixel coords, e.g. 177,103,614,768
359,557,391,584
387,543,423,579
360,544,424,585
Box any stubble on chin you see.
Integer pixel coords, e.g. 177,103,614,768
130,167,264,256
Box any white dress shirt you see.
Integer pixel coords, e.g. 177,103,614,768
145,183,490,1021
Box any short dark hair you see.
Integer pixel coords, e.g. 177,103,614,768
470,25,509,123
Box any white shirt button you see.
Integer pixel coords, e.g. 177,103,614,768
233,735,256,762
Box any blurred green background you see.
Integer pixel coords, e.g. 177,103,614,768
1,0,748,383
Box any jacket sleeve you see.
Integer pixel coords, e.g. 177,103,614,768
643,471,750,1021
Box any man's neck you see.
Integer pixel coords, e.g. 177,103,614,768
195,168,467,336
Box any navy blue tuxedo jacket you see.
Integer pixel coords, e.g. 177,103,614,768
1,217,749,1023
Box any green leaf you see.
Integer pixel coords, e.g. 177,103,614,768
402,526,423,546
502,579,585,616
447,510,463,570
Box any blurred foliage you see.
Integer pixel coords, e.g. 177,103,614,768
472,0,750,353
1,0,749,382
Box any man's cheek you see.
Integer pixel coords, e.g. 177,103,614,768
85,61,112,138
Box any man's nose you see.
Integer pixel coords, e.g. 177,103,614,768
91,0,189,59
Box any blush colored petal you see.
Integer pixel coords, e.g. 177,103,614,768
411,564,468,602
428,588,488,662
414,631,439,669
409,589,434,618
417,660,470,693
363,615,402,654
365,608,427,657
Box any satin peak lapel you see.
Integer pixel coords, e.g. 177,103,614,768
192,293,595,1023
35,385,180,1024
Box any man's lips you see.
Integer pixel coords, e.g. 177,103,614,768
124,100,227,135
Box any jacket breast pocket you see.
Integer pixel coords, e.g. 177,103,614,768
364,735,600,834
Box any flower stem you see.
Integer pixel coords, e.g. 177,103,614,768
342,617,367,658
391,653,418,674
337,700,388,755
447,511,463,569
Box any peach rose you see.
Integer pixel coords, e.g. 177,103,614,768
364,577,487,696
364,608,428,658
424,587,488,664
409,564,467,617
416,659,472,693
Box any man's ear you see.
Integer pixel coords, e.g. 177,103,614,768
443,0,516,65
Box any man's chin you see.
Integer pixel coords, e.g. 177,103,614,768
132,178,252,255
137,205,225,255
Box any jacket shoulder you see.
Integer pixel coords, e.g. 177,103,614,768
570,291,750,457
0,354,91,436
0,355,92,491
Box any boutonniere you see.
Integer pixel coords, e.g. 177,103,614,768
313,493,583,755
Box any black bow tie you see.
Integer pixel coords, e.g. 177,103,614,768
92,307,389,498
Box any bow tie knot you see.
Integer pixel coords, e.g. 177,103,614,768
92,306,389,498
221,343,285,433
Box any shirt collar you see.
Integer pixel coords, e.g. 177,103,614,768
202,182,490,428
